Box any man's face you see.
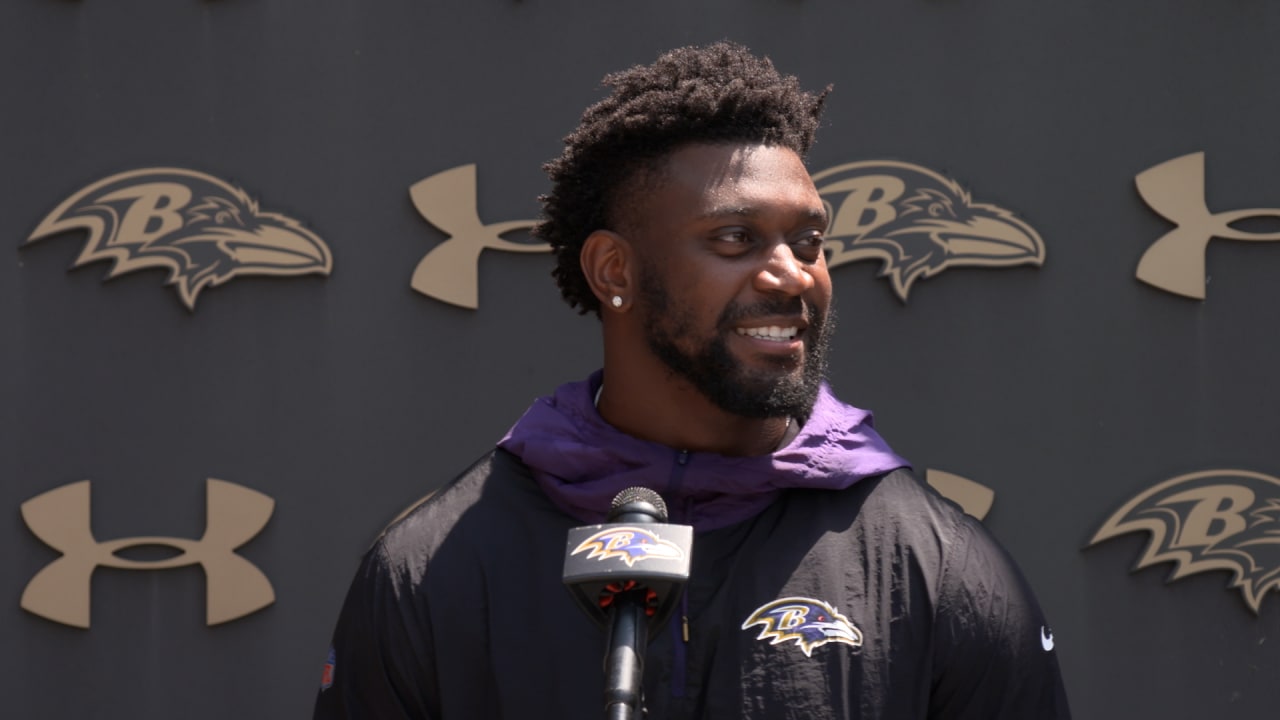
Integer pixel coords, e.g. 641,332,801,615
624,143,834,419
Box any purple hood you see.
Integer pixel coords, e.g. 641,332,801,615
498,371,910,532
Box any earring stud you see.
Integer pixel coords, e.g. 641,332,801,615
611,296,623,308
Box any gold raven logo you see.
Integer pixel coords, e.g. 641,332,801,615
812,161,1045,301
1089,469,1280,614
26,168,333,310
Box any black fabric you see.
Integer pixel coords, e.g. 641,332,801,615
314,450,1070,719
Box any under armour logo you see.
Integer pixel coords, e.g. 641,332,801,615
925,468,994,521
21,478,275,628
409,164,545,309
1135,152,1280,299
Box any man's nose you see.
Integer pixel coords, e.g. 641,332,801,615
754,243,816,295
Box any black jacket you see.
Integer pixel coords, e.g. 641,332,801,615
314,450,1070,719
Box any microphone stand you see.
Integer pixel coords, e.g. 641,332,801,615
604,589,648,720
562,487,692,720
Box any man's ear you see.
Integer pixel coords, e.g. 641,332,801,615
580,230,635,311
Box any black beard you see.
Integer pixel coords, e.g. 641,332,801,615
639,266,833,421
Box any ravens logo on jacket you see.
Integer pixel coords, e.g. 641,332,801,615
742,597,864,657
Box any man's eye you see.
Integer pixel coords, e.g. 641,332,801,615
716,230,751,244
791,233,826,261
794,233,825,248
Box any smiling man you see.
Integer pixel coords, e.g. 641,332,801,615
591,141,833,455
315,43,1070,719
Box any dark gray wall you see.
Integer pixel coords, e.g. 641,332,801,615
4,1,1278,717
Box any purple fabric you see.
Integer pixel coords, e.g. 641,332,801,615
498,371,911,532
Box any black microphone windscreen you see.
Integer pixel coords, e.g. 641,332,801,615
609,487,668,523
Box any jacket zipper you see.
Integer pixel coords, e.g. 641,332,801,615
670,450,691,698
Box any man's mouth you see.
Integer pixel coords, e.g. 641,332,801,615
735,325,799,342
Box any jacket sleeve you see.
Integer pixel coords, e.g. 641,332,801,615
313,540,439,720
928,516,1072,719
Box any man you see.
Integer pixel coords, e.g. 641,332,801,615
315,43,1070,719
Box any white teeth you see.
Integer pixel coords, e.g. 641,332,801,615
736,326,798,341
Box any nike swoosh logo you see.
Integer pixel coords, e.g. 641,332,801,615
1040,626,1055,652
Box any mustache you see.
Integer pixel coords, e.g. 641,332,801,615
717,297,815,328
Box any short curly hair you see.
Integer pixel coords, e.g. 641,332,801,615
537,42,830,315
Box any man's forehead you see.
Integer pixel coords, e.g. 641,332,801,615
658,143,821,214
610,142,821,235
660,142,807,181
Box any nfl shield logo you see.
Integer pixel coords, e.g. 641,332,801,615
320,647,336,690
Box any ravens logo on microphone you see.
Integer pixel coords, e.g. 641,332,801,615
26,167,333,310
813,161,1045,301
570,527,685,568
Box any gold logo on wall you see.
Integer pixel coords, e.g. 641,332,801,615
812,161,1045,301
926,468,994,521
26,168,333,310
409,164,542,309
1089,469,1280,614
21,478,275,628
1135,152,1280,299
409,161,1044,309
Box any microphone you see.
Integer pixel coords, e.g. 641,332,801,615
610,485,668,523
563,487,693,720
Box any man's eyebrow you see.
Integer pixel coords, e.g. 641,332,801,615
696,205,829,224
804,206,830,225
696,205,756,221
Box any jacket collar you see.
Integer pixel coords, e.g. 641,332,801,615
498,370,910,531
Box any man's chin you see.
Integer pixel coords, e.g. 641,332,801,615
705,367,821,420
646,325,824,420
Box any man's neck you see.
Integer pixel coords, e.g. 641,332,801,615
595,368,792,457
